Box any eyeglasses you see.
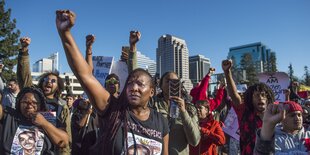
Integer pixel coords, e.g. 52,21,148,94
43,77,57,84
105,78,119,85
21,100,38,107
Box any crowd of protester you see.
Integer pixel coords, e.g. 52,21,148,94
0,9,310,155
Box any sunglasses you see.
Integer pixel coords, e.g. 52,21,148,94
43,77,57,83
105,78,119,85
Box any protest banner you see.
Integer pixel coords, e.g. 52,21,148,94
92,56,114,87
258,72,290,102
222,108,240,140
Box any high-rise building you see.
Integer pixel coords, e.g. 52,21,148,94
228,42,276,82
33,58,53,72
156,34,193,92
137,51,156,77
32,52,59,73
189,55,211,85
48,52,59,72
121,46,157,77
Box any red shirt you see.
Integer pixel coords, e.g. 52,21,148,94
189,116,226,155
190,75,224,111
231,102,262,155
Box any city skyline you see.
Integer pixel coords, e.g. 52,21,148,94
5,0,310,79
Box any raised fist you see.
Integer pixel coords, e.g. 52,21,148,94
263,103,287,126
20,37,31,48
222,59,232,72
208,67,215,76
86,34,95,48
129,31,141,45
218,80,226,89
56,10,76,32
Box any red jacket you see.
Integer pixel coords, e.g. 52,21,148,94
190,74,224,111
189,116,226,155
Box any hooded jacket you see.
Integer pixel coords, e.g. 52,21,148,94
255,125,310,154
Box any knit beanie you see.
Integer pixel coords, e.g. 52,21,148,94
283,101,303,113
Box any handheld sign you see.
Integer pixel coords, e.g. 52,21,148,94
258,72,290,102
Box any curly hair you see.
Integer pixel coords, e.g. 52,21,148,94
243,82,275,112
37,72,64,98
16,87,47,113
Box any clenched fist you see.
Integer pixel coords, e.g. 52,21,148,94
86,34,95,48
129,31,141,46
20,37,31,48
56,10,76,32
222,59,232,72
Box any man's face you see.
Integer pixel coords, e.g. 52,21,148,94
66,96,74,108
282,111,303,132
105,77,119,95
42,74,58,97
19,132,36,150
302,109,309,123
252,91,268,113
7,81,19,93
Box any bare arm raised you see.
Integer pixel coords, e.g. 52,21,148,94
128,31,140,73
222,59,242,106
85,34,95,72
17,37,33,89
56,10,110,112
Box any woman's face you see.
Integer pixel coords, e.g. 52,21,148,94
20,93,39,118
196,105,209,119
161,73,178,97
126,72,154,107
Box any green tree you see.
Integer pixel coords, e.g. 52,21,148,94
288,63,298,82
240,53,257,86
303,66,310,86
269,52,277,72
230,56,239,82
0,0,20,80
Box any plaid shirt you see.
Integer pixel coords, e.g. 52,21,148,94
232,103,263,155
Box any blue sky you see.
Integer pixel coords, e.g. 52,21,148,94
5,0,310,79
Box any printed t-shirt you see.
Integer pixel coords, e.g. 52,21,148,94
0,107,54,155
113,109,169,155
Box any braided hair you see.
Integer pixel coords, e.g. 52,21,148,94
100,68,154,154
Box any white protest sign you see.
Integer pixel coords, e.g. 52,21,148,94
110,61,128,92
92,56,114,87
258,72,290,102
222,108,240,140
